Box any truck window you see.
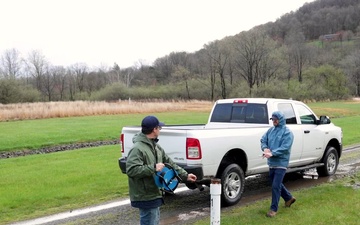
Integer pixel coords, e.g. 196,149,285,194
210,103,268,124
295,104,317,124
277,103,297,124
210,103,232,122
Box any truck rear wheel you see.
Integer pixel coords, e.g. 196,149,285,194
220,163,245,207
317,146,339,177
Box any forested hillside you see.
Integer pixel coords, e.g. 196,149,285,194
1,0,360,103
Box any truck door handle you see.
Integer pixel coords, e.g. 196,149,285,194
304,130,310,134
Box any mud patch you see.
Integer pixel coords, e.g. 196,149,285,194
178,209,208,221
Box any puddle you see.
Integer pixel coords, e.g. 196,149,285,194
160,208,209,225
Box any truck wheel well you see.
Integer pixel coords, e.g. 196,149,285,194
216,149,247,178
326,138,342,158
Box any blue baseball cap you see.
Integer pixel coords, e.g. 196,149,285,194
141,116,165,130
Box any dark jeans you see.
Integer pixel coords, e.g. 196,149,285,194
269,168,293,212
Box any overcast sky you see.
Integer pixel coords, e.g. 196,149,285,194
0,0,314,69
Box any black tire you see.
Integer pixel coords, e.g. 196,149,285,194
220,163,245,207
185,183,197,190
317,146,339,177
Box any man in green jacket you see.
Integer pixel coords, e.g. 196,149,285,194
126,115,197,225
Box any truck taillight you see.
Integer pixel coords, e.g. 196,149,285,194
120,134,124,153
186,138,202,159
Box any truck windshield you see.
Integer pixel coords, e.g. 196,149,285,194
210,103,269,124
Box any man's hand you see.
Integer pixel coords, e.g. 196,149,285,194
263,152,273,158
262,148,271,159
187,173,197,182
155,163,165,172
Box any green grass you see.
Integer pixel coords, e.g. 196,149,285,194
307,100,360,118
0,145,126,224
332,116,360,147
307,100,360,146
194,172,360,225
0,112,209,152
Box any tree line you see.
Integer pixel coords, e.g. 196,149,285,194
1,0,360,104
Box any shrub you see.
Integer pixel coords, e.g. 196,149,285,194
302,65,350,100
90,83,129,101
0,79,40,104
18,84,41,103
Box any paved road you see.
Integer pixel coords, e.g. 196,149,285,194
12,145,360,225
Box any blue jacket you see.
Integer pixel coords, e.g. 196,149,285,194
260,111,294,168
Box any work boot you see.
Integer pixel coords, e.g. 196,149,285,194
266,210,277,217
285,197,296,207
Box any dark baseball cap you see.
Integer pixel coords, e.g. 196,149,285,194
270,115,279,120
141,116,165,130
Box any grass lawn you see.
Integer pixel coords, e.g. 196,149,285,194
307,100,360,118
0,145,126,224
332,116,360,147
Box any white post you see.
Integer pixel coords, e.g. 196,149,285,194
210,178,221,225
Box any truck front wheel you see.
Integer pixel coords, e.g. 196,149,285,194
220,163,245,207
317,146,339,177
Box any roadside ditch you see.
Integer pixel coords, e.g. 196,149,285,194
0,140,120,159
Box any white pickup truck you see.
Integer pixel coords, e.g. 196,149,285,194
119,98,342,206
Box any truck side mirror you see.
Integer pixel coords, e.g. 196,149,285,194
318,115,331,124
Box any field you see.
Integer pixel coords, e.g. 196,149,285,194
0,99,360,224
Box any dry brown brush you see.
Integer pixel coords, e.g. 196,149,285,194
0,100,213,121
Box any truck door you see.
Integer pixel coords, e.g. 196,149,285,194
295,104,325,162
277,103,302,165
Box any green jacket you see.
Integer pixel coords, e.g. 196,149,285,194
126,132,188,202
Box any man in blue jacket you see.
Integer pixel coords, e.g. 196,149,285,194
260,111,296,217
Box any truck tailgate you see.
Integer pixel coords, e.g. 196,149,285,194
121,125,205,166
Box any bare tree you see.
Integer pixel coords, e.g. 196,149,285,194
341,49,360,96
85,68,109,97
233,29,278,95
168,52,193,99
199,47,217,101
70,63,88,93
172,65,191,99
284,31,312,82
204,40,230,99
153,56,173,85
171,52,197,99
53,66,67,100
112,63,121,83
0,48,23,79
96,64,112,86
26,50,48,95
42,65,57,101
66,68,76,101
